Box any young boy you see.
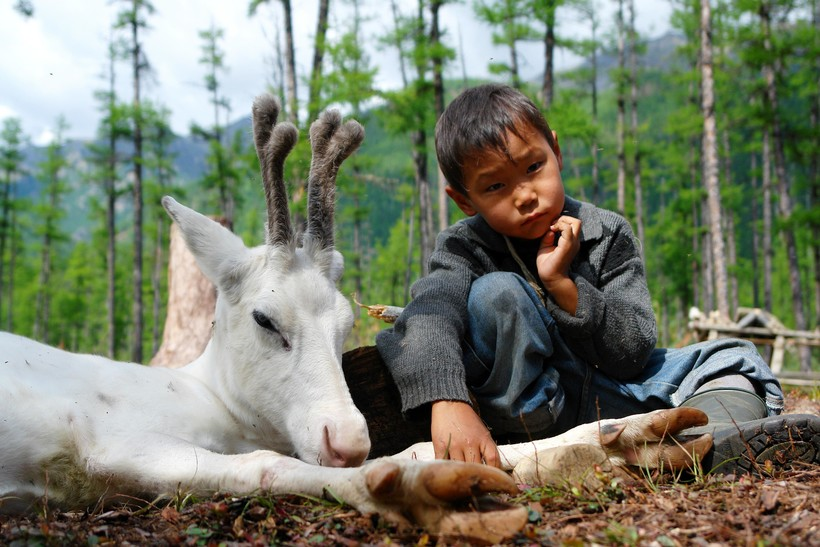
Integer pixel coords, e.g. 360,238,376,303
376,83,818,474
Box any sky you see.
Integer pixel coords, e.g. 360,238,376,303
0,1,673,146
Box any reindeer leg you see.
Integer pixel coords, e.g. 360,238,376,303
488,407,712,480
91,436,526,543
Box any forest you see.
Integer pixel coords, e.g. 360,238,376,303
0,0,817,371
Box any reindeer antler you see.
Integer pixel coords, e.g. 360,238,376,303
252,94,299,247
306,110,365,249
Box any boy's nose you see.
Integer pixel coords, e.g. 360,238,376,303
514,183,537,208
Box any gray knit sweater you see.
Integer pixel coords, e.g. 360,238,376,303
375,196,658,415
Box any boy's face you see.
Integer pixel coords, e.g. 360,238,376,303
447,123,565,241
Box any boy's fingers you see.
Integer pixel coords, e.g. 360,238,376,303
482,445,502,468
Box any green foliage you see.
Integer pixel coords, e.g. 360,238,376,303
3,0,816,360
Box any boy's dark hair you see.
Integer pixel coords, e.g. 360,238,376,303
435,83,555,195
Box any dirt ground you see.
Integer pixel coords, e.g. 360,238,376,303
2,389,818,546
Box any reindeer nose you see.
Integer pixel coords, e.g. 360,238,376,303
321,424,370,467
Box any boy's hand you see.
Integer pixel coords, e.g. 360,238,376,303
537,215,581,314
430,400,501,468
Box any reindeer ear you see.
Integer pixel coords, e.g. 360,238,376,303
162,196,250,285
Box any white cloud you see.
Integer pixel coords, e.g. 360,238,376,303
0,0,671,142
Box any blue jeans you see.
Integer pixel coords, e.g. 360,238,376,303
463,272,785,439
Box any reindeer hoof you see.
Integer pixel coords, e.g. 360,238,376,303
420,461,518,501
649,407,709,437
364,459,527,543
416,462,527,543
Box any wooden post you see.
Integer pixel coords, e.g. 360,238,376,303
771,335,786,374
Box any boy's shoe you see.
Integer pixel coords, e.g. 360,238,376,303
699,413,820,476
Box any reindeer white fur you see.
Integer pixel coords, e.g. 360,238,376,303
0,95,712,541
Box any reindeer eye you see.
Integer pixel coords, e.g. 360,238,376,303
252,310,277,332
252,310,291,351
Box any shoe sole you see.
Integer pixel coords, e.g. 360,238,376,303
701,413,820,476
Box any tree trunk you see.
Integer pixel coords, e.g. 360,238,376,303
106,45,118,359
615,0,626,215
131,0,145,363
700,0,729,321
721,125,738,315
352,190,363,300
628,0,644,249
151,213,164,356
690,147,701,310
810,0,819,326
813,72,820,326
701,195,714,314
760,0,810,370
308,0,330,122
150,221,223,367
589,9,600,204
412,130,434,276
390,0,410,88
541,0,556,108
430,0,449,233
35,165,62,343
34,229,52,342
750,151,760,308
0,172,10,319
5,205,15,331
280,0,299,125
404,194,416,303
762,129,773,312
413,1,434,275
508,15,521,89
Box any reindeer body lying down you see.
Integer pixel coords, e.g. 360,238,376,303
0,95,711,540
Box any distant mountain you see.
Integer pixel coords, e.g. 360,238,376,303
15,32,686,238
559,31,687,91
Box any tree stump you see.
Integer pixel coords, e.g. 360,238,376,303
150,221,223,367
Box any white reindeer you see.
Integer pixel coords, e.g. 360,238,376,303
0,94,712,542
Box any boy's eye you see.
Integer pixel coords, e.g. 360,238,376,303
485,182,504,193
526,161,543,174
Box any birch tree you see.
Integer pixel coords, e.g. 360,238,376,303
0,118,25,330
87,37,129,357
529,0,565,109
308,0,330,123
192,24,238,226
322,0,378,315
614,0,627,215
115,0,154,363
572,0,602,203
381,0,437,275
143,104,176,356
700,0,730,320
473,0,532,88
33,117,70,343
758,0,811,370
249,0,298,125
627,0,644,249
